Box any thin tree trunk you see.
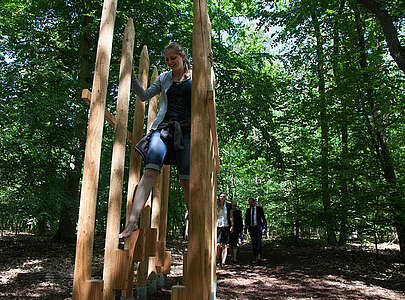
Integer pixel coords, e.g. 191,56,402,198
53,8,92,242
312,11,336,245
356,0,405,73
293,169,300,244
333,0,350,246
353,6,405,260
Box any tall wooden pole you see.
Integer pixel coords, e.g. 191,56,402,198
206,16,219,298
156,164,171,276
72,0,118,299
147,67,161,283
102,19,135,300
135,66,158,298
122,45,149,299
187,0,215,299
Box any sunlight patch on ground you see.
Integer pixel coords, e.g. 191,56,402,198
22,259,44,269
0,267,24,284
0,258,45,284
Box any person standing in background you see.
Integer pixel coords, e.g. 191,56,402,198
216,192,233,266
229,200,243,263
244,198,267,263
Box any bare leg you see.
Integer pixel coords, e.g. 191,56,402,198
221,245,228,265
119,168,159,238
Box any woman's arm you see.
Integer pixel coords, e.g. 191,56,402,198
131,67,163,101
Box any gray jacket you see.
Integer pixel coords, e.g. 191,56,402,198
132,70,192,130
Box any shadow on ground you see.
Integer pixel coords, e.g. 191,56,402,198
0,234,404,299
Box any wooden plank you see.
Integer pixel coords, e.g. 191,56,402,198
122,45,150,299
81,90,135,145
72,1,118,299
102,18,134,300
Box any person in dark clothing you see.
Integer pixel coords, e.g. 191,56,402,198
229,200,243,263
244,198,267,263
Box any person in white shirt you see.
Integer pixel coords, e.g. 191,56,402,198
216,192,233,266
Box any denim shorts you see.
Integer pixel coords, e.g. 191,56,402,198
145,130,190,180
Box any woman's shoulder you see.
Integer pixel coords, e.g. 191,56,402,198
159,70,172,80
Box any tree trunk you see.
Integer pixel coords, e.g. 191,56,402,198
356,0,405,73
53,9,92,243
53,169,80,243
312,11,336,245
292,162,300,244
333,0,350,246
353,6,405,260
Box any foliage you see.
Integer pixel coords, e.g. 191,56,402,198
0,0,403,251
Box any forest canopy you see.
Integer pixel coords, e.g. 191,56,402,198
0,0,404,257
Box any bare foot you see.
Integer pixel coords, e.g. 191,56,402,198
119,222,138,239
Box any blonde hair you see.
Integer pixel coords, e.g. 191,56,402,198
164,42,191,74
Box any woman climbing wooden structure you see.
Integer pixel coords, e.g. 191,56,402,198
72,0,218,299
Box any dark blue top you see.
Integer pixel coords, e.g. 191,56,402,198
164,78,192,123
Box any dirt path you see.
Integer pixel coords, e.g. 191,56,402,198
0,234,404,299
215,241,405,299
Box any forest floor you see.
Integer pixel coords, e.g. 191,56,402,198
0,232,404,299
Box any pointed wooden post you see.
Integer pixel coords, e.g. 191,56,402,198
205,15,219,299
72,0,118,299
102,18,135,300
146,67,161,293
156,165,171,279
183,0,218,299
133,66,159,299
187,0,215,299
122,45,149,299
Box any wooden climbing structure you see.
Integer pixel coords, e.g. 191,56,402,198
72,0,218,299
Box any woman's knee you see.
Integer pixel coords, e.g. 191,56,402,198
143,168,159,181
